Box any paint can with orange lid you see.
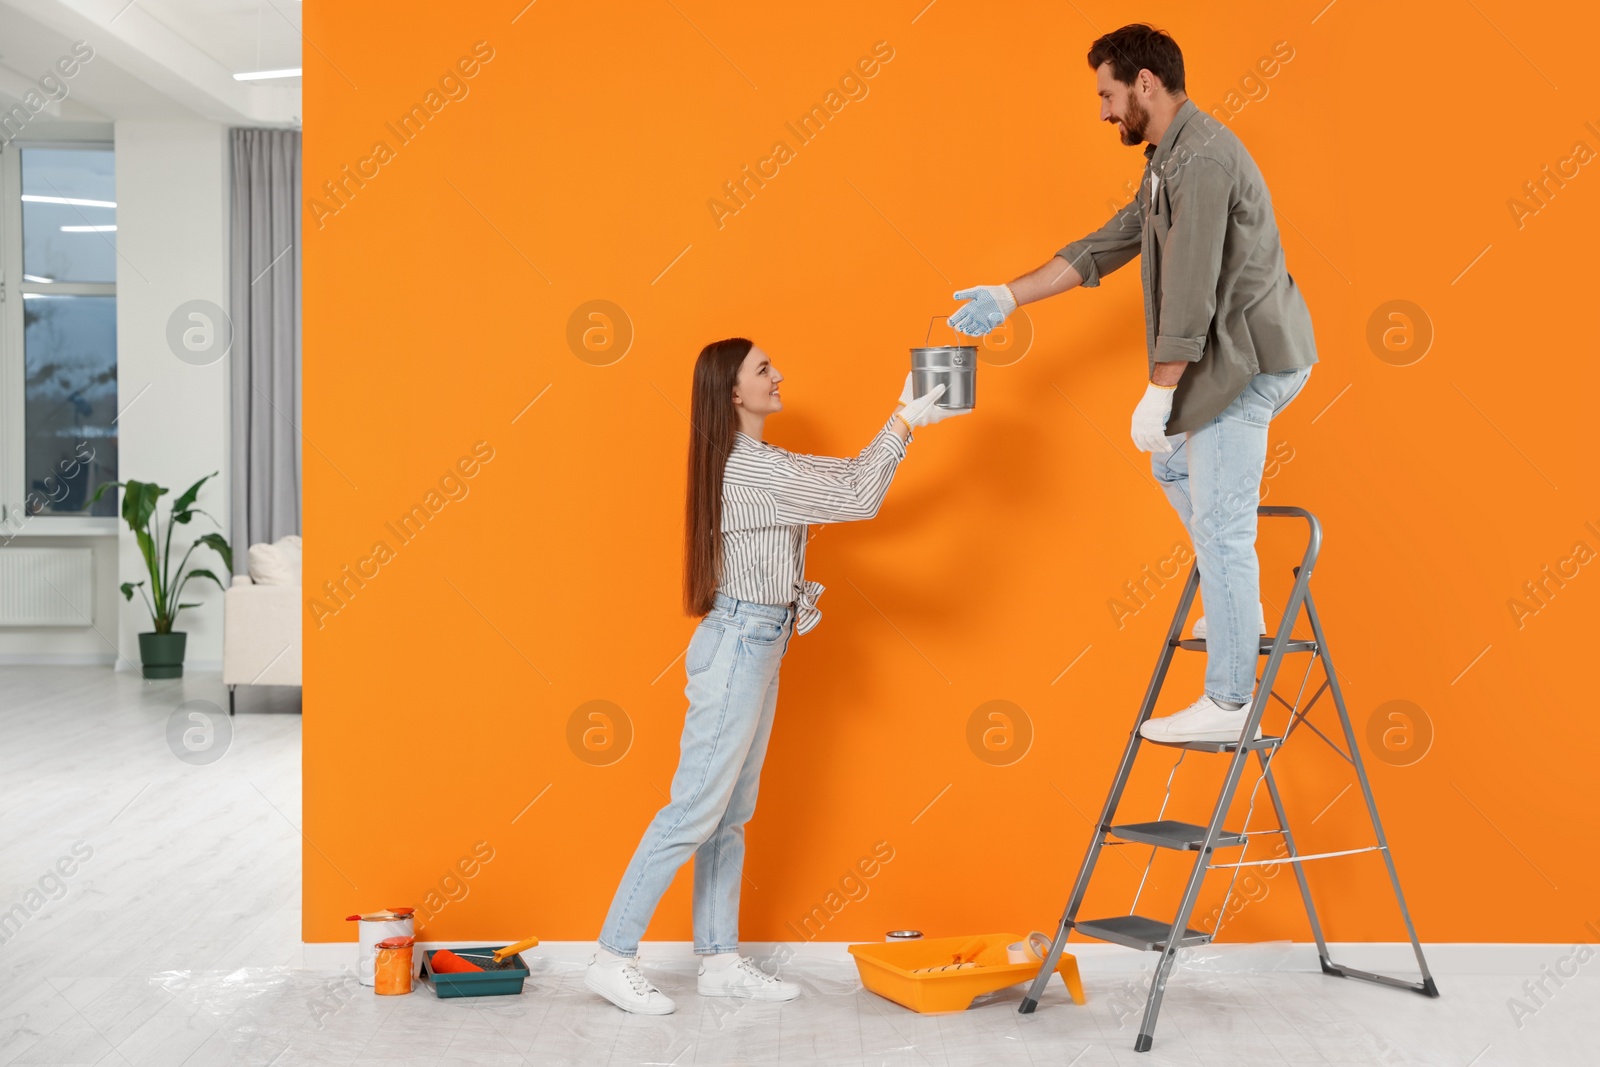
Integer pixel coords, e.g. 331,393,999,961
346,908,415,986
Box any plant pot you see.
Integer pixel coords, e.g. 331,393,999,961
138,631,188,679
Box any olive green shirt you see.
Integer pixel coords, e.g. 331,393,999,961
1057,99,1318,435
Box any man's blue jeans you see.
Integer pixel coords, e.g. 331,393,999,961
1152,367,1312,705
598,593,794,957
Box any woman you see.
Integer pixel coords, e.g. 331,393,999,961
585,337,967,1014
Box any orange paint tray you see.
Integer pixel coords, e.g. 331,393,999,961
848,933,1086,1013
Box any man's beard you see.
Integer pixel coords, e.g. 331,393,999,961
1119,94,1150,145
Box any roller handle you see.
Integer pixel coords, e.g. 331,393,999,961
492,935,540,963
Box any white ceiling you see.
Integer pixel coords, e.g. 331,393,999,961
0,0,302,127
139,0,302,81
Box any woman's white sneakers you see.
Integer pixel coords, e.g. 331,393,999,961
585,952,800,1013
585,953,677,1015
697,955,801,1001
1140,694,1262,744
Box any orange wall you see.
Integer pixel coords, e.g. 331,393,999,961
302,0,1600,946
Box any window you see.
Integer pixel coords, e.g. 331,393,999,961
0,143,118,525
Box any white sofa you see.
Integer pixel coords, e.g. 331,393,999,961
223,534,302,715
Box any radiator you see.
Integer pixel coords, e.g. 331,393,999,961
0,547,94,626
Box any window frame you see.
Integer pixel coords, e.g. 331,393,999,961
0,137,119,536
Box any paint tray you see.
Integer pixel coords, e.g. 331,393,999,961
848,933,1085,1013
421,946,530,998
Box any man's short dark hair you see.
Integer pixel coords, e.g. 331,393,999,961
1087,23,1185,95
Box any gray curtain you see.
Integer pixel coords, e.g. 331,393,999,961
229,128,302,572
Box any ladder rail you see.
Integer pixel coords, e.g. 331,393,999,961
1253,751,1332,958
1019,566,1203,1013
1303,586,1438,993
1258,505,1323,578
1136,538,1320,1046
1205,641,1318,946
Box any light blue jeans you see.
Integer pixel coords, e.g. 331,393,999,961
598,592,795,957
1152,367,1312,705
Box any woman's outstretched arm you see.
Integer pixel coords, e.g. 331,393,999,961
726,416,910,526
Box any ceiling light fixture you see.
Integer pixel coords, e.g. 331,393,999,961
22,194,116,208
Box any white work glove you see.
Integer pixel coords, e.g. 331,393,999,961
895,376,965,429
1130,382,1177,453
948,284,1018,337
896,374,966,428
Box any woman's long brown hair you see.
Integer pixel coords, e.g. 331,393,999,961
684,337,755,617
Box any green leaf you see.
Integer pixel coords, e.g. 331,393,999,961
143,516,167,619
119,581,142,601
197,532,233,574
87,480,125,510
177,602,203,609
169,470,216,518
121,480,167,533
134,528,156,578
181,569,227,596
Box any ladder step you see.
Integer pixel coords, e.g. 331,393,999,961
1176,636,1318,654
1109,820,1245,851
1075,914,1212,952
1143,734,1283,753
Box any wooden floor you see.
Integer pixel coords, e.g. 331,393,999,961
0,665,1588,1066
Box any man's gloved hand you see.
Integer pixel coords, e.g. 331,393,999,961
896,376,964,428
1130,382,1177,453
948,284,1018,337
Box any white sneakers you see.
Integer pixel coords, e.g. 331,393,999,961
585,952,799,1014
1140,694,1261,744
1191,602,1267,640
697,954,800,1001
585,953,677,1015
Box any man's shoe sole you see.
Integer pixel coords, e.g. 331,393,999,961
1141,727,1263,743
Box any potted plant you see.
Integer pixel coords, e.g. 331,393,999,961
88,473,232,679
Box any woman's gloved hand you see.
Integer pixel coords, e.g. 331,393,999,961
895,374,967,428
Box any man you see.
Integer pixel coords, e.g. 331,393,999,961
950,23,1317,743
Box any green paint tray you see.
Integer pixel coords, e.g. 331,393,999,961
421,946,530,998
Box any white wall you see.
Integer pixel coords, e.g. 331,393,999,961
110,119,230,669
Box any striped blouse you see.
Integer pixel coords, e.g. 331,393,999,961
718,415,911,635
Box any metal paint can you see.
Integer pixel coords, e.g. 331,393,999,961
347,908,416,986
910,317,977,412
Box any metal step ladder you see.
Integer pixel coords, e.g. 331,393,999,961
1018,506,1438,1053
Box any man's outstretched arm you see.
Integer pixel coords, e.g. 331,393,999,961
1007,256,1085,304
950,194,1144,335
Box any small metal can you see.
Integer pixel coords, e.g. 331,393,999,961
910,317,977,412
885,930,924,941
